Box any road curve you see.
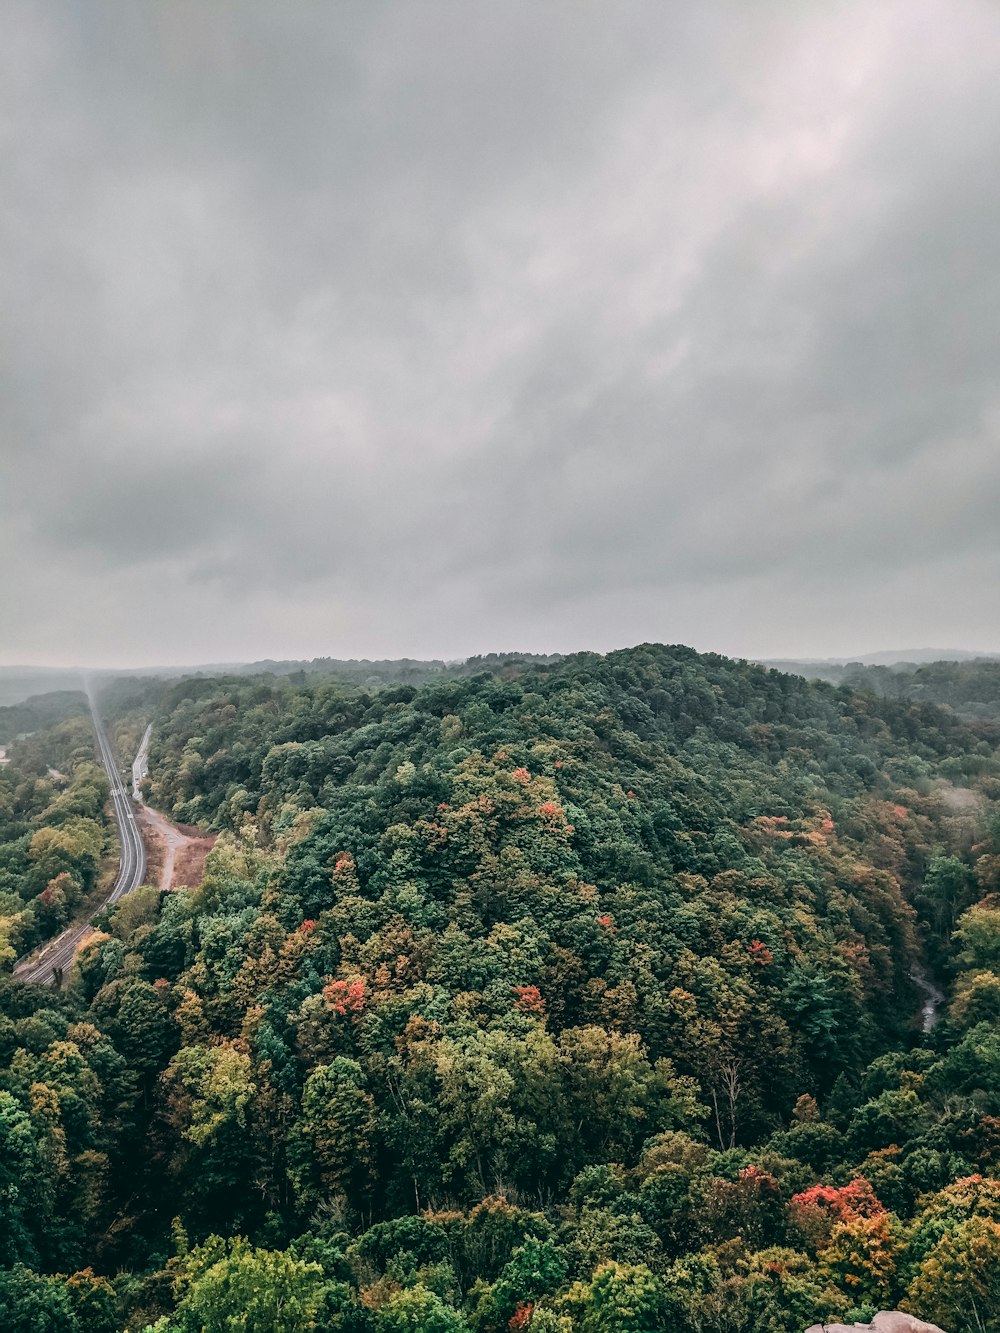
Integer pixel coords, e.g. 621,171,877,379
13,698,147,986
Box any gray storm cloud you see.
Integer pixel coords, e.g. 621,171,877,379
2,0,999,667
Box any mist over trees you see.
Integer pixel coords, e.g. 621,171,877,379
767,658,1000,724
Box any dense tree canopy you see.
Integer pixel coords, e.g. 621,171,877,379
3,645,1000,1329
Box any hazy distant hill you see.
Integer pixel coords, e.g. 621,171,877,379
858,647,999,666
762,655,1000,725
762,648,999,674
0,667,86,708
1,654,566,707
0,689,89,743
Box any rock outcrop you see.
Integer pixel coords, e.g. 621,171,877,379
805,1314,946,1333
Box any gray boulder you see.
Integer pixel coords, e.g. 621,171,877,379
805,1314,945,1333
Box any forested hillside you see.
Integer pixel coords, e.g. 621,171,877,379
0,714,112,968
3,645,1000,1330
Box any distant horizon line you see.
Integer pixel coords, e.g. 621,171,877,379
2,643,999,675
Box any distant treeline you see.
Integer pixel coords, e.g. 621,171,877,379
181,651,566,687
773,659,1000,724
2,657,564,714
92,655,566,722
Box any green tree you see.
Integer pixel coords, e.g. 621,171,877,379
295,1057,377,1207
567,1261,667,1333
165,1235,330,1332
907,1216,1000,1333
0,1265,76,1332
0,1090,41,1265
373,1285,470,1332
954,902,1000,973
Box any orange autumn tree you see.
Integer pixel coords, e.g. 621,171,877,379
820,1212,903,1309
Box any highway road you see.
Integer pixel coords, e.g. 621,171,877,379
13,698,147,986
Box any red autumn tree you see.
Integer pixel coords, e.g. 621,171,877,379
789,1177,885,1250
513,985,545,1015
323,978,367,1017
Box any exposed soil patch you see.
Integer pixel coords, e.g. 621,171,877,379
171,834,216,890
138,804,216,892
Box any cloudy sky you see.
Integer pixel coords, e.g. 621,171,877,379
3,1,999,667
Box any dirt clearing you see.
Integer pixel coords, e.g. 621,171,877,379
138,803,216,892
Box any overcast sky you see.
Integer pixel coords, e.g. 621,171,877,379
3,1,999,668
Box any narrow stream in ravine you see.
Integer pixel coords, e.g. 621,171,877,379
910,962,946,1034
